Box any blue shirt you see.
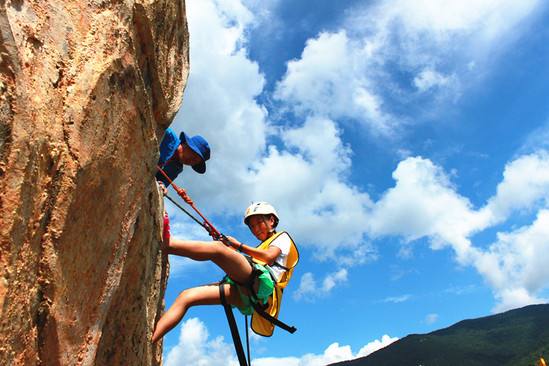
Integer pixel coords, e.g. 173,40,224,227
158,128,180,165
156,128,183,187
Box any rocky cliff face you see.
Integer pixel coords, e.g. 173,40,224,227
0,1,189,365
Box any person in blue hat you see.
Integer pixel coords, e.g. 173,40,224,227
156,127,211,192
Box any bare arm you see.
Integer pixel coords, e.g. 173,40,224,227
225,236,281,265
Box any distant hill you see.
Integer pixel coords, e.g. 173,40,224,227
330,304,549,366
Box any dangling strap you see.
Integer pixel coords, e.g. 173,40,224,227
219,284,249,366
250,299,297,334
245,315,251,364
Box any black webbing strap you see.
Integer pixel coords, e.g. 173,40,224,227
245,315,251,364
251,301,297,334
219,284,249,366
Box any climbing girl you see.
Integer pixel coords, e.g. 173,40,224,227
151,202,298,343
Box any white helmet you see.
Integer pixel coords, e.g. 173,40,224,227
244,202,279,227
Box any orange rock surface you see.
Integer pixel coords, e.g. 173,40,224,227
0,1,189,364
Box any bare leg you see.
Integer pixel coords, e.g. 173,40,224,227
166,239,253,283
151,283,241,343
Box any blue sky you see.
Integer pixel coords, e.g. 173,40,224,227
161,0,549,364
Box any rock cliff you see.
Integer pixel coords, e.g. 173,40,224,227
0,1,189,365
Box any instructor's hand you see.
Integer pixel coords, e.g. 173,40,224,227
176,187,193,205
157,181,168,196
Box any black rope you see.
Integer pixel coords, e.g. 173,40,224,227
164,194,206,230
164,193,231,245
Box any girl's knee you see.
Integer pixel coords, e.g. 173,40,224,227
172,289,192,310
176,287,203,307
210,240,230,259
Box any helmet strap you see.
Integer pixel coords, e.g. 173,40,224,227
262,215,276,233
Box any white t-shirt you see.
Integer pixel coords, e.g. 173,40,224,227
268,232,292,282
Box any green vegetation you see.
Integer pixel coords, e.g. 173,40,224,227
330,304,549,366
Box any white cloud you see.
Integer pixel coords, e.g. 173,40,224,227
164,318,239,366
172,0,268,207
444,284,477,296
165,203,212,240
247,117,373,254
293,269,348,301
376,0,540,35
293,272,315,301
482,151,549,222
413,68,456,92
366,151,549,311
274,0,543,136
474,209,549,312
367,157,488,262
382,295,412,304
254,336,398,365
291,343,354,366
520,121,549,154
274,31,394,135
356,335,399,358
242,0,280,26
166,319,398,366
352,0,543,70
322,269,348,293
425,313,439,325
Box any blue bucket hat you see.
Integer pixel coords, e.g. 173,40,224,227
180,132,210,174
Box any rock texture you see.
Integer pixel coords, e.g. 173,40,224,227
0,1,189,365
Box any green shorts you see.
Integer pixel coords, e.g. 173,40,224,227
224,263,275,316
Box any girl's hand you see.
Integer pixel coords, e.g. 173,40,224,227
225,236,241,249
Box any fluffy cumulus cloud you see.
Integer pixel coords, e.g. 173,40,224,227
482,152,549,223
356,335,399,358
245,117,373,254
475,209,549,312
164,318,238,366
172,0,267,205
367,157,489,262
274,31,394,135
293,269,348,301
254,336,399,365
166,318,397,366
366,151,549,311
275,0,543,133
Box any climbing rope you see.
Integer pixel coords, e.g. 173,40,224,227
157,165,228,242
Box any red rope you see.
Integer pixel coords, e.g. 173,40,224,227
156,165,222,239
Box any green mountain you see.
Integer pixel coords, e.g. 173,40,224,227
330,304,549,366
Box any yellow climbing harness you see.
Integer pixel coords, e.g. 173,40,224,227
250,231,299,336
